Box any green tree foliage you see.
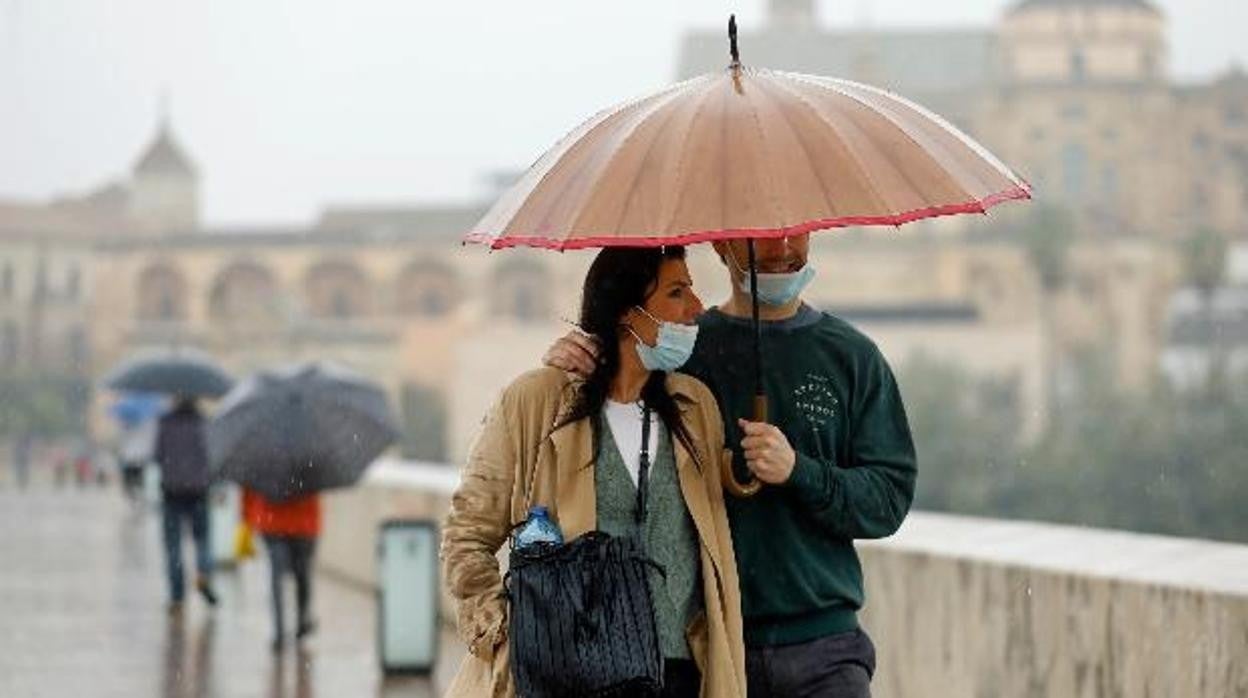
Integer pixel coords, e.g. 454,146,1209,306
1180,227,1228,297
1019,205,1076,292
899,354,1248,544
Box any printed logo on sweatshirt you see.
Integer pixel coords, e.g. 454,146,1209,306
793,373,838,430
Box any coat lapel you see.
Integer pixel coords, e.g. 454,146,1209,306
673,431,727,578
547,416,596,538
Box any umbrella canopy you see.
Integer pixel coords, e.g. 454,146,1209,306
207,361,399,502
465,29,1028,250
103,349,233,398
464,17,1029,497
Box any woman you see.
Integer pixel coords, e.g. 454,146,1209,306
442,247,746,698
241,488,321,652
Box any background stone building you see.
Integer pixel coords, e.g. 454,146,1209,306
5,0,1244,465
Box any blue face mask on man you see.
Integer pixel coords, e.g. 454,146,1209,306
728,247,816,306
628,306,699,372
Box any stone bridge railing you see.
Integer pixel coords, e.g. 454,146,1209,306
320,461,1248,697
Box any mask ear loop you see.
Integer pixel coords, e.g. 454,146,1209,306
619,304,657,352
633,305,665,327
620,320,651,348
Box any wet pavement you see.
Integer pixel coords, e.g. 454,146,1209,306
0,484,447,698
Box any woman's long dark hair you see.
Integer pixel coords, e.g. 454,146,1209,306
556,246,697,461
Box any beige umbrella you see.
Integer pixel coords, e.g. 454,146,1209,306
466,17,1030,495
466,27,1028,249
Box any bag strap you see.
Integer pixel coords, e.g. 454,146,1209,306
635,404,652,526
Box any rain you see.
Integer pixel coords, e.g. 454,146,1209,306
2,1,1247,696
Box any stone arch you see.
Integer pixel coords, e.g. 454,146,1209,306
491,257,552,323
208,261,280,325
136,263,187,322
396,259,459,318
304,260,371,319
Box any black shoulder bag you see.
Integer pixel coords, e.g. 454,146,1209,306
506,406,664,698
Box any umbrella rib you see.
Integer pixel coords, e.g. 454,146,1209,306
830,80,988,207
719,74,732,234
584,80,699,239
790,73,994,210
670,75,729,237
751,75,845,224
785,72,947,214
846,77,1030,190
736,68,788,228
472,81,678,246
539,75,714,246
767,72,899,217
656,75,723,236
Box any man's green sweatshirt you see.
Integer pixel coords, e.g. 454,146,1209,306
683,305,917,647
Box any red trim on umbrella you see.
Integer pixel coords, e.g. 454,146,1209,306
463,184,1032,251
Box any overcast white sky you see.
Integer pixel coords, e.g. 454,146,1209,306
2,0,1245,226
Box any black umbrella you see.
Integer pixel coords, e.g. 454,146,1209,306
207,361,399,501
104,348,233,398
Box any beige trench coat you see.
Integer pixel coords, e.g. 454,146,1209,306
440,367,746,697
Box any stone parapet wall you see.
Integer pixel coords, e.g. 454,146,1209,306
322,462,1248,698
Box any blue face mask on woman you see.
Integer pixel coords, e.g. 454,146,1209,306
728,246,816,306
628,306,699,372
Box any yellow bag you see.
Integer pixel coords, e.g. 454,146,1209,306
233,522,257,560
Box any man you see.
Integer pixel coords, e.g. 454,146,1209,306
547,235,916,697
153,396,219,613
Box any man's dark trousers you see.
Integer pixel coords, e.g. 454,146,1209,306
745,628,876,697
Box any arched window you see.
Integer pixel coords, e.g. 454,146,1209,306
396,260,459,318
209,262,280,325
136,264,187,322
305,261,371,320
492,258,551,323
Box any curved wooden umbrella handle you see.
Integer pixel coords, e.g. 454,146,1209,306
722,459,762,498
723,395,766,498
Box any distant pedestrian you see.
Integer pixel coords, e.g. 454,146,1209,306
117,420,155,504
242,487,321,651
153,397,218,613
73,447,93,487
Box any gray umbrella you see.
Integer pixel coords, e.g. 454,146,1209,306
207,361,399,501
103,348,234,398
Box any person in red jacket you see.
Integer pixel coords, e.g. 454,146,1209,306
242,488,321,651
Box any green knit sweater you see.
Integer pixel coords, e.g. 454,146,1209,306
684,305,917,647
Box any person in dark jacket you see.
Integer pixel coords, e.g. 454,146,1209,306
154,397,218,612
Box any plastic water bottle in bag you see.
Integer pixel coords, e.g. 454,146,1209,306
515,505,563,549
